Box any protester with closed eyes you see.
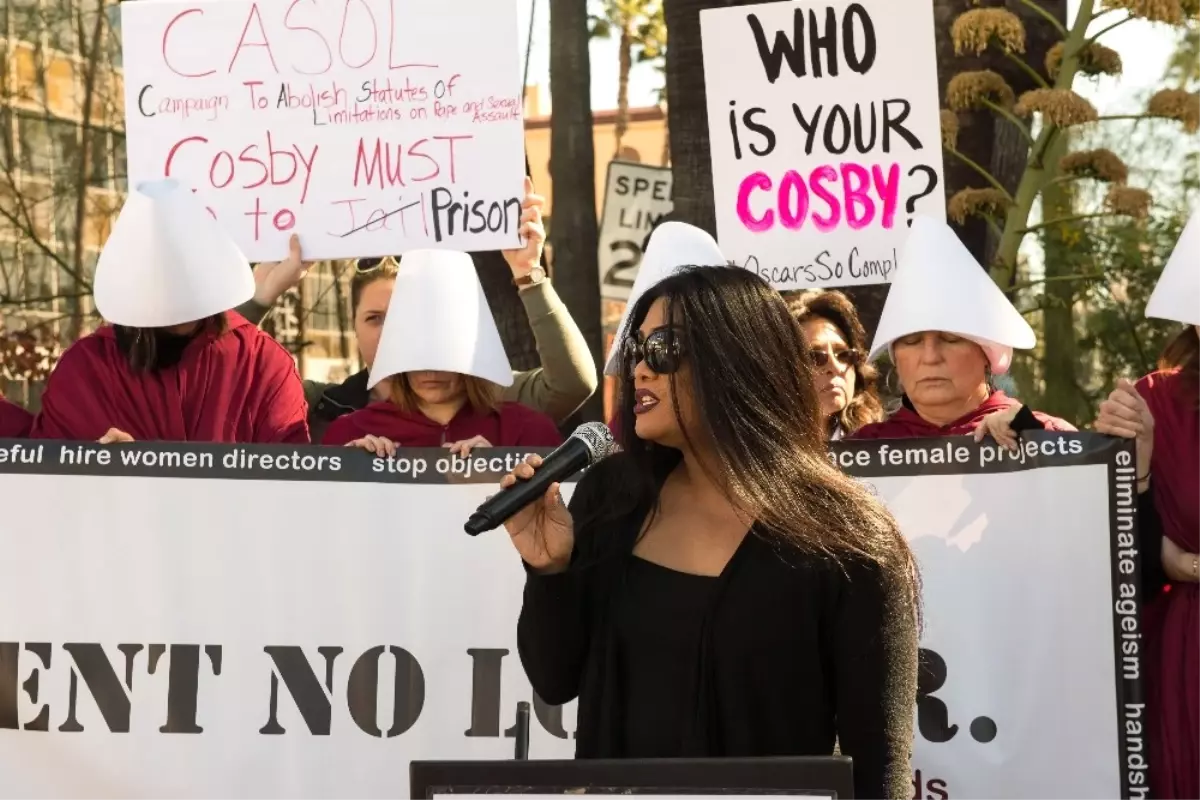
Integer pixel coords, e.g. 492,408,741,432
852,217,1073,441
787,290,883,439
238,178,597,442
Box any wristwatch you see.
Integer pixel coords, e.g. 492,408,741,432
514,265,547,288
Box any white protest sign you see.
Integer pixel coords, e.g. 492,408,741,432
700,0,945,289
120,0,526,262
598,161,674,300
0,434,1143,798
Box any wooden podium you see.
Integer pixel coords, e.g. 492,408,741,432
410,756,855,799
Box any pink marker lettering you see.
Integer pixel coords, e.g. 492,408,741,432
736,172,773,232
873,163,900,228
777,170,809,230
841,163,873,230
809,166,840,231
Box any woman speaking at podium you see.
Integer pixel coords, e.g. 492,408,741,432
499,262,920,800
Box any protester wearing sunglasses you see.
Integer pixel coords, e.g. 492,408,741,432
787,290,883,439
499,266,919,800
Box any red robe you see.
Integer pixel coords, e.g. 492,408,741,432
30,312,309,443
0,397,32,438
851,391,1075,438
322,400,563,448
1137,369,1199,800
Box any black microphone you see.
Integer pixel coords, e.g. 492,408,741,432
464,422,616,536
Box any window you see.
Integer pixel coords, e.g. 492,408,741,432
51,190,77,253
88,127,110,186
111,132,126,191
105,0,122,68
20,245,56,310
0,241,22,300
46,0,75,53
16,114,51,175
47,117,78,177
10,0,42,44
0,110,13,173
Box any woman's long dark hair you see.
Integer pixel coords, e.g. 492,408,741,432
1159,325,1199,406
587,266,916,593
113,314,228,373
787,289,884,435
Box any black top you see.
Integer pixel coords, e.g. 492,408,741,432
616,557,718,757
517,457,920,800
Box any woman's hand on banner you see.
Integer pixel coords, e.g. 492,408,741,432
1094,379,1154,485
500,454,574,574
501,178,546,279
345,435,398,458
252,234,312,307
445,436,492,457
972,406,1020,452
97,427,134,444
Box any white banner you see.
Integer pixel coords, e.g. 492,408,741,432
120,0,527,261
597,162,674,300
0,434,1142,798
700,0,946,289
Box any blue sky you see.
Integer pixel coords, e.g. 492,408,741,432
515,0,1185,115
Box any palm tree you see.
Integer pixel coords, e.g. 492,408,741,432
550,0,604,421
591,0,667,158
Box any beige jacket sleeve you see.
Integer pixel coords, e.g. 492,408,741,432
503,281,598,423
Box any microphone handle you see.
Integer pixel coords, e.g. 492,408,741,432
464,440,590,535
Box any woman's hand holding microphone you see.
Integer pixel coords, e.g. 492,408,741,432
500,454,574,575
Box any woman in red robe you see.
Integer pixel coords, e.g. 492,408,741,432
851,217,1073,440
0,395,32,438
1096,210,1199,799
30,178,309,444
322,248,561,454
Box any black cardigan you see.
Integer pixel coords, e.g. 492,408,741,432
517,457,920,800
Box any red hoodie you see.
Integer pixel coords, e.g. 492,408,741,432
30,312,309,443
852,391,1074,439
0,397,32,438
321,400,563,448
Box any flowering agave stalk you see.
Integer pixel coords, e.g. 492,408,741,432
940,0,1199,289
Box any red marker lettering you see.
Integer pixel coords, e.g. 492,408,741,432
164,136,209,176
161,10,215,78
228,3,280,74
284,0,333,75
432,134,472,184
339,0,378,70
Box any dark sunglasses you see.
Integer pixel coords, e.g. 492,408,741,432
355,256,396,272
622,328,684,376
809,348,862,368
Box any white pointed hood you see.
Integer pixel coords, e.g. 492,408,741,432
93,178,254,328
1146,209,1200,326
869,216,1035,374
368,249,512,390
603,222,728,375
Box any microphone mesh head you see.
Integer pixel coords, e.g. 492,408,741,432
571,421,618,465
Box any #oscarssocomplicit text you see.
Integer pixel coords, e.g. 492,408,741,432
138,1,523,243
728,5,939,233
0,443,539,481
